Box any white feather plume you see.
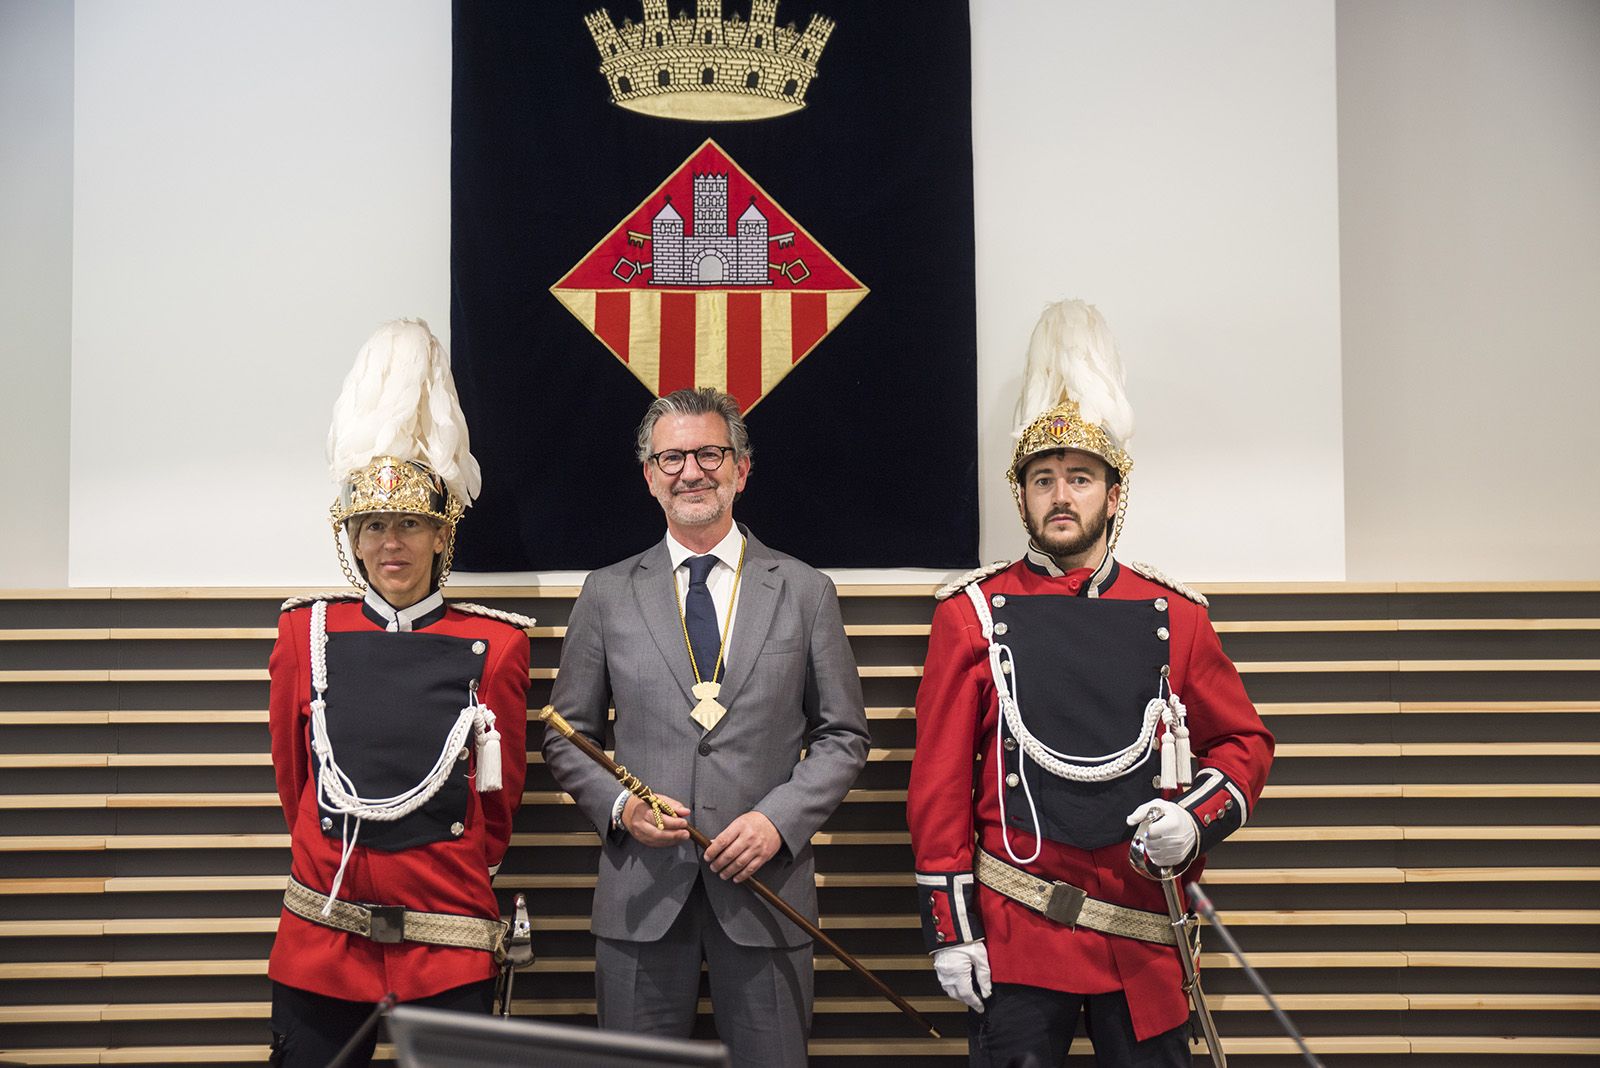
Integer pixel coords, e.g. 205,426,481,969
326,319,483,504
1012,299,1135,450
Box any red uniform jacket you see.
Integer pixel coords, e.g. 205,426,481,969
907,557,1273,1040
267,597,529,1002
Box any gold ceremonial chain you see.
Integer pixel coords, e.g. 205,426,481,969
673,536,747,731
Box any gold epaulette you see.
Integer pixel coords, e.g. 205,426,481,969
452,602,537,631
1126,561,1209,608
934,561,1012,602
279,592,361,613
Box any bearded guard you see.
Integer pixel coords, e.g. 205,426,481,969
906,300,1274,1063
266,320,533,1067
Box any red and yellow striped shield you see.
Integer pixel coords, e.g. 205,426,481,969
551,139,868,414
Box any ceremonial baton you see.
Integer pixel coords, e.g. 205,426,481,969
537,705,943,1039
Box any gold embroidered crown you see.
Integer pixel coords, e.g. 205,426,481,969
1008,399,1133,486
330,456,464,529
585,0,834,122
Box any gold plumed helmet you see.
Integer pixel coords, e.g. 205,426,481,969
1008,299,1135,554
326,319,481,590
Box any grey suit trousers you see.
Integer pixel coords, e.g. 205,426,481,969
594,875,813,1068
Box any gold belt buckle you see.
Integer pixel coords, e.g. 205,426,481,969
1043,882,1087,927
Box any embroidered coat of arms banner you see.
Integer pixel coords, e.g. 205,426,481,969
451,0,977,570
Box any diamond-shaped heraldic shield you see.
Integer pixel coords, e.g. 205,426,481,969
551,139,868,414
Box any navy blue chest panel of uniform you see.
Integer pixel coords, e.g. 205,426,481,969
996,593,1169,850
317,630,484,851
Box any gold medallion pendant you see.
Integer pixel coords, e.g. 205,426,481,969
690,681,727,732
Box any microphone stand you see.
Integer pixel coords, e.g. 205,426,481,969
326,992,396,1068
1187,883,1323,1068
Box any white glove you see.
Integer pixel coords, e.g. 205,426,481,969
932,940,992,1012
1126,799,1199,867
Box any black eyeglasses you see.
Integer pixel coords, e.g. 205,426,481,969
647,445,735,475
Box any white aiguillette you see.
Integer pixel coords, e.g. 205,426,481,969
690,680,727,732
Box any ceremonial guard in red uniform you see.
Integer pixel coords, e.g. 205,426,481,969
267,320,532,1066
907,300,1274,1065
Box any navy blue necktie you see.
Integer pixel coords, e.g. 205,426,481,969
684,555,722,684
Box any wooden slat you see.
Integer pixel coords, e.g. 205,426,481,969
15,825,1570,853
1401,783,1600,798
1237,659,1600,673
0,629,111,641
1404,993,1600,1010
1402,699,1599,713
9,991,1597,1026
0,754,106,768
1407,1037,1600,1055
0,962,104,979
1217,618,1600,633
1405,910,1600,925
13,658,1598,686
21,867,1577,896
0,589,111,599
7,581,1597,598
1404,866,1600,882
0,794,105,809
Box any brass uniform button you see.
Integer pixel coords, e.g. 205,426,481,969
1005,773,1020,788
471,641,486,655
450,821,465,837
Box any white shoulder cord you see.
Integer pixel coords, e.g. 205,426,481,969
306,599,503,913
964,586,1180,864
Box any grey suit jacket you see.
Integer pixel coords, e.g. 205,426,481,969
543,527,870,948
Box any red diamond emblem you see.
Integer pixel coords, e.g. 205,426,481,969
551,139,868,413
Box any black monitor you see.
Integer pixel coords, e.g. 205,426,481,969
386,1006,732,1068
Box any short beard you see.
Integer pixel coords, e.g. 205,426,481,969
664,478,731,528
1027,504,1110,563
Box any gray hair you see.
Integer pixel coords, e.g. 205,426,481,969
634,388,754,464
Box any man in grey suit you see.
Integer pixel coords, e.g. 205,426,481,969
543,387,871,1066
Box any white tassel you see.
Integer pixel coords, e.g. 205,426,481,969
474,704,502,793
1171,693,1193,786
1159,702,1178,791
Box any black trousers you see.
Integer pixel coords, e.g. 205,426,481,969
268,977,496,1068
967,982,1191,1068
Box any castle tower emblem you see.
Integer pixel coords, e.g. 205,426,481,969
584,0,835,122
551,140,867,413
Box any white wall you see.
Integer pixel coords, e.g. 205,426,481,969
57,0,1343,588
971,2,1344,579
69,0,451,587
0,0,73,587
1338,0,1600,579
